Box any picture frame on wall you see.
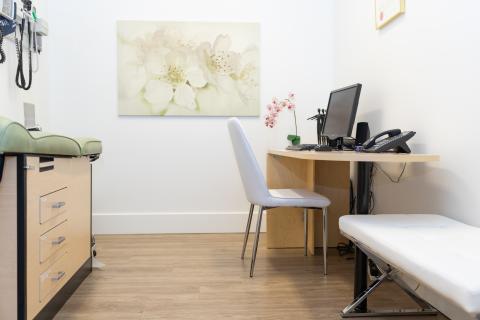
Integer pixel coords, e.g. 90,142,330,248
375,0,405,29
117,21,260,117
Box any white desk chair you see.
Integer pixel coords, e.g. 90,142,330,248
227,118,330,277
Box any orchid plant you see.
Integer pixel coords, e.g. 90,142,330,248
265,93,301,145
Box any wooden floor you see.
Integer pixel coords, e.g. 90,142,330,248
55,234,447,320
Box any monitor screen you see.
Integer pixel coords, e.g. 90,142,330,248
322,84,362,139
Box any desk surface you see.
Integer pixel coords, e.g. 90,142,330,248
268,149,440,163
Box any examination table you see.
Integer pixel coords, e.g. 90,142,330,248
0,116,102,320
340,214,480,320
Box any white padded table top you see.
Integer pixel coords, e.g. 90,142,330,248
339,214,480,320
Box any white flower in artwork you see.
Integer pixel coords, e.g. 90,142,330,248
143,50,207,113
196,35,241,93
196,34,259,99
128,30,207,114
208,35,240,75
234,47,260,102
143,80,173,110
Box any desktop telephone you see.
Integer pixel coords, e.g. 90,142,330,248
362,129,416,153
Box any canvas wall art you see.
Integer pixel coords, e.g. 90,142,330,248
117,21,260,116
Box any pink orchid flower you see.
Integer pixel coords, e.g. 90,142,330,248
264,93,297,135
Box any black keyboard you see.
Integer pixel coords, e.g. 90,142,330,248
314,144,333,152
286,144,317,151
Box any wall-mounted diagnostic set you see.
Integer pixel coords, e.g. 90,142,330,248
0,0,48,90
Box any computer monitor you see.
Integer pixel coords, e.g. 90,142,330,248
322,84,362,139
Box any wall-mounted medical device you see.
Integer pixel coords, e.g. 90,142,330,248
0,0,15,63
0,25,6,64
0,0,49,89
0,0,15,20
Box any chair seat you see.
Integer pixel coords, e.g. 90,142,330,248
264,188,331,208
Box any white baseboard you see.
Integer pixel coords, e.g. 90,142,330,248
92,211,266,235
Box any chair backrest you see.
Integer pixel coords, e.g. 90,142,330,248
227,118,270,205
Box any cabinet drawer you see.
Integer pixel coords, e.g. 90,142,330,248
39,188,68,224
39,220,68,264
26,157,70,196
39,254,69,303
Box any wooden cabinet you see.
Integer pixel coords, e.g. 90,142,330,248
39,188,68,224
0,155,93,320
39,220,68,264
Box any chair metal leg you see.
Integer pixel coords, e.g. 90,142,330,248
250,206,264,277
323,207,328,276
241,204,255,259
304,208,308,256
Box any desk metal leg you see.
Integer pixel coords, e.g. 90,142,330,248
354,161,373,312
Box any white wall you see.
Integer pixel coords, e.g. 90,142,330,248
13,1,478,233
47,0,334,233
334,1,480,225
0,1,49,125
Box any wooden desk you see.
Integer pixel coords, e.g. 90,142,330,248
267,149,439,254
268,149,439,163
266,149,439,312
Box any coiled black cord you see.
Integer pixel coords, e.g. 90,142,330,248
15,18,32,90
0,28,6,64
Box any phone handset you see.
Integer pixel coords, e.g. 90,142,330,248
362,129,416,153
363,129,401,149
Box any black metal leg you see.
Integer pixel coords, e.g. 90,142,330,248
0,155,4,183
241,204,255,259
250,206,264,277
354,161,373,312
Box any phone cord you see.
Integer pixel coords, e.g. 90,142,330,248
0,28,6,64
15,18,32,90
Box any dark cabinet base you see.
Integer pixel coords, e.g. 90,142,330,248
34,258,92,320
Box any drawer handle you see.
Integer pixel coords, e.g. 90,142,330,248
52,201,66,209
50,271,66,282
51,236,66,245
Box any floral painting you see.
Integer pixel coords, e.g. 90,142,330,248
117,21,260,116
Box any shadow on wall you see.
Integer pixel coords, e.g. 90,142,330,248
372,164,477,226
356,108,384,134
353,109,476,225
